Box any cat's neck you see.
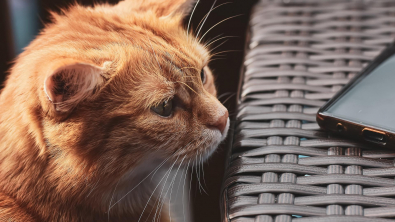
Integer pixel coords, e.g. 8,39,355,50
0,95,169,221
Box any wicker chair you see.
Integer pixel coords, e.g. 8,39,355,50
220,0,395,221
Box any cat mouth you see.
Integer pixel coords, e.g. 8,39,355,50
221,118,230,141
201,117,230,161
170,118,230,163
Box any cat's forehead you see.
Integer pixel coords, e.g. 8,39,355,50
114,34,210,109
128,34,209,79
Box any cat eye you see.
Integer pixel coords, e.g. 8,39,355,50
200,69,206,84
151,100,173,117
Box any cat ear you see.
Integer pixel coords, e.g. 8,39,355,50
117,0,197,18
44,60,111,112
162,0,197,17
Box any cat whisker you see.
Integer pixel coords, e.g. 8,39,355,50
200,154,207,188
163,156,186,221
208,39,229,55
169,138,195,157
210,50,241,57
196,0,217,38
182,160,191,222
86,177,100,198
174,160,187,203
138,155,180,222
107,177,121,222
199,14,243,43
207,57,226,63
152,155,182,222
198,154,203,186
204,33,223,48
144,137,195,222
218,92,233,100
222,93,236,105
165,155,186,222
205,36,238,49
210,54,228,58
188,161,194,210
147,138,196,221
156,134,180,153
195,152,207,195
176,81,198,95
195,155,201,194
108,149,181,211
187,0,200,37
150,154,174,181
199,156,208,195
209,55,227,59
195,2,232,35
147,168,175,222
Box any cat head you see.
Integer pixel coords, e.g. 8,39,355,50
22,0,229,174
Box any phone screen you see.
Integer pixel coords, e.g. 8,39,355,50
323,54,395,133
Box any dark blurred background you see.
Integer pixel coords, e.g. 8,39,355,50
0,0,256,221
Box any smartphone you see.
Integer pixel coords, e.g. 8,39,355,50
317,44,395,148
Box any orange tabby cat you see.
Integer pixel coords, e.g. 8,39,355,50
0,0,229,221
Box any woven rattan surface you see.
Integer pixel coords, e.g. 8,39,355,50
221,0,395,221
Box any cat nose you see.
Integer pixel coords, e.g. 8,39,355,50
209,110,229,133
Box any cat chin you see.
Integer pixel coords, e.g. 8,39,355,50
201,117,230,162
116,117,230,185
108,119,230,211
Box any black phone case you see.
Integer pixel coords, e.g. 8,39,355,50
317,44,395,148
